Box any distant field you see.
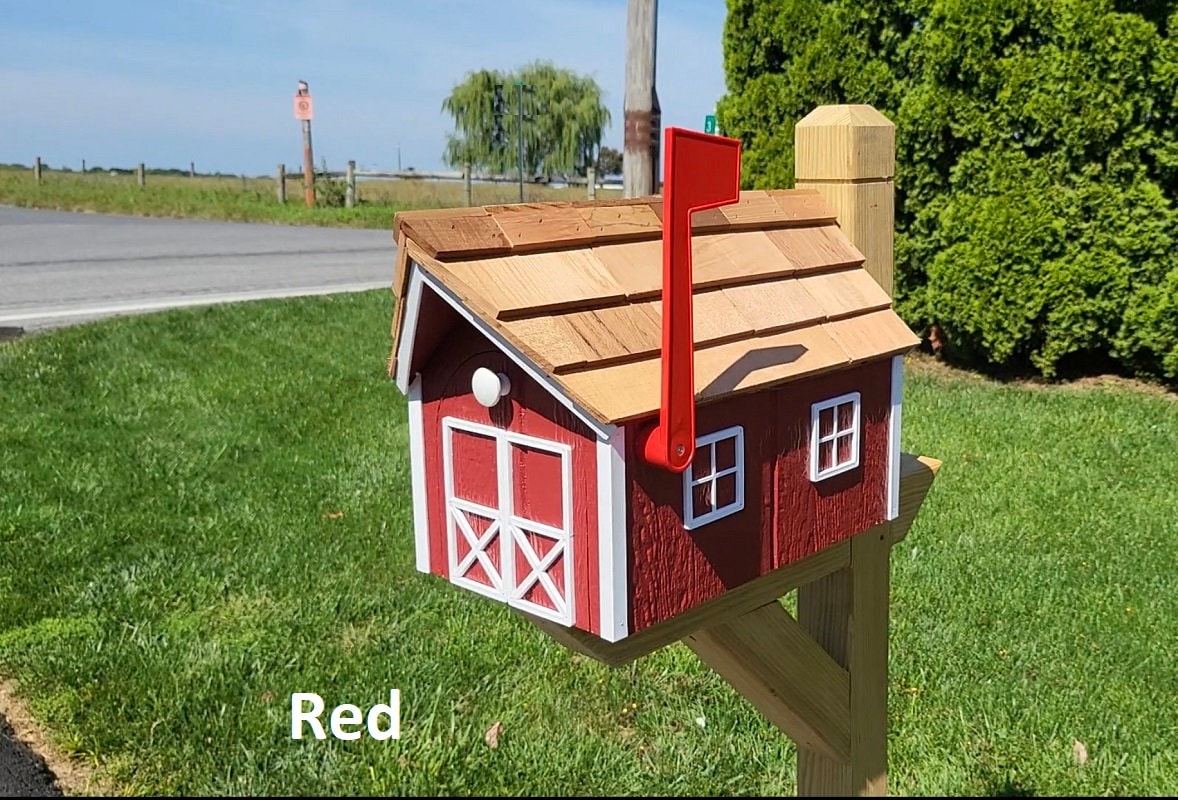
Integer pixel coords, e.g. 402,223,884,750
0,167,623,228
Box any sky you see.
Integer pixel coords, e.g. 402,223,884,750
0,0,728,176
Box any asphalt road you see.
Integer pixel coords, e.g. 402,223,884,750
0,206,398,795
0,717,60,798
0,206,396,332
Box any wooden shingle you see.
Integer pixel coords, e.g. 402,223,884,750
489,204,595,252
392,189,840,262
822,310,920,363
797,269,892,321
434,249,626,320
558,325,852,423
501,304,662,373
764,225,864,273
396,208,511,259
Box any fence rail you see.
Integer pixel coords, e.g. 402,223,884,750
278,161,614,207
25,156,618,209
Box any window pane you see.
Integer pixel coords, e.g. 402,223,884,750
714,435,736,472
820,406,835,438
715,473,737,509
837,401,855,432
692,482,713,516
691,442,712,480
819,439,834,472
837,432,854,465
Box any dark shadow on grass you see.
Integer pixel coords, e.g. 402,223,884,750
985,777,1036,797
967,755,1037,797
915,329,1178,399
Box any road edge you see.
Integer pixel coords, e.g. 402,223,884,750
0,681,107,796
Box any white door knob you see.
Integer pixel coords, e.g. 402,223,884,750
471,367,511,407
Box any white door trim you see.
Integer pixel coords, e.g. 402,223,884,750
441,416,575,626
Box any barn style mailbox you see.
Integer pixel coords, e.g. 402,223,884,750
388,105,939,797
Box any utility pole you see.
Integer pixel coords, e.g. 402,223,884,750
624,0,659,197
491,83,506,201
294,80,316,207
491,80,535,203
514,81,534,203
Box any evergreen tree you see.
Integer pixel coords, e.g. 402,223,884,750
720,0,1178,381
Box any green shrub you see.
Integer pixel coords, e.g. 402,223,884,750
1117,270,1178,381
314,160,349,208
906,151,1177,377
721,0,1178,384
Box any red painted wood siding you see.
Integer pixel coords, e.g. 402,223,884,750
626,359,892,633
418,317,601,635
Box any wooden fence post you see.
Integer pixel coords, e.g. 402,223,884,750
276,164,286,204
33,157,42,184
587,166,597,200
793,105,896,796
346,160,356,208
463,163,473,207
137,163,146,188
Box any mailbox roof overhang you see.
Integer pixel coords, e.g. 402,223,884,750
390,190,919,425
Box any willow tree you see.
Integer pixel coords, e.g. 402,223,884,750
442,61,611,178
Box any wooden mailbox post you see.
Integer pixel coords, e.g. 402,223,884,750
388,104,939,797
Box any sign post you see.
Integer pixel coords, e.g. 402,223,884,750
704,114,717,135
294,81,315,208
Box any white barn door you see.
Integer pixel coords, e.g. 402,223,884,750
441,417,574,625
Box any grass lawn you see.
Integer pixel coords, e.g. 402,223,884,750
1,293,1176,795
0,168,622,228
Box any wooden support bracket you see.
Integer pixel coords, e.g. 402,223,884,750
524,453,939,797
685,601,851,761
525,454,939,668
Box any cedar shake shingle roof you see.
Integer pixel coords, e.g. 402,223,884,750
391,190,919,424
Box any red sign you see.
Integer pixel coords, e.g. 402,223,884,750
294,93,314,121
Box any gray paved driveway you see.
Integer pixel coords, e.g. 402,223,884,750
0,206,396,331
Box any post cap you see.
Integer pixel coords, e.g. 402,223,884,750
794,104,895,181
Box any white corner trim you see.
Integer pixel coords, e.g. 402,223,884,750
683,426,746,531
809,391,862,483
887,355,903,520
597,425,629,642
412,267,609,440
393,264,425,393
407,376,431,573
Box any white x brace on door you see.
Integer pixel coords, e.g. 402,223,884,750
441,417,574,626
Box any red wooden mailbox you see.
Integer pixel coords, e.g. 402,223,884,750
390,131,917,641
388,105,939,796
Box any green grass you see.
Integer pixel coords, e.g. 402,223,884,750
0,168,622,228
1,294,1176,795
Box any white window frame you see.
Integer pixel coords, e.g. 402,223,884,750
810,392,862,482
683,426,745,530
